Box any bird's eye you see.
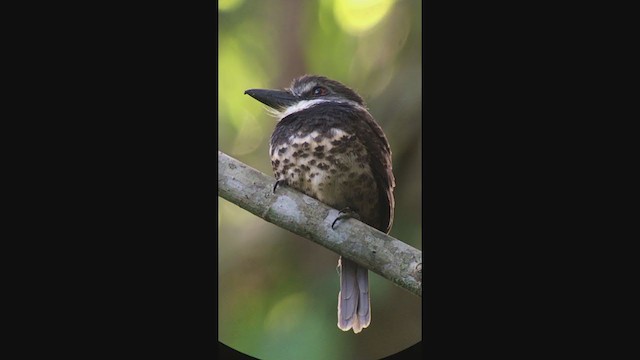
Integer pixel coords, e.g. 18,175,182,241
312,86,328,96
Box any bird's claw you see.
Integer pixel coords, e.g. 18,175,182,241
331,207,360,229
273,180,282,194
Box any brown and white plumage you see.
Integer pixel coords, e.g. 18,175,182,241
246,75,395,333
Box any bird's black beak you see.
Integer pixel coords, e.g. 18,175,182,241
244,88,298,110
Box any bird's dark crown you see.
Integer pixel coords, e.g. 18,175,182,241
288,75,365,106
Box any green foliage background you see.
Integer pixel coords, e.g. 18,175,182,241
218,1,422,359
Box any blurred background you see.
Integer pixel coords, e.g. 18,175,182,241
218,0,421,359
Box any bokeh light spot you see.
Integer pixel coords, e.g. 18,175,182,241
218,0,245,12
333,0,396,34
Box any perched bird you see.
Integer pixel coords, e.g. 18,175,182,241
245,75,395,333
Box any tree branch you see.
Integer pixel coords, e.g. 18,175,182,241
218,150,422,297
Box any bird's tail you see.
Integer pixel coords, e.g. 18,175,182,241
337,257,371,333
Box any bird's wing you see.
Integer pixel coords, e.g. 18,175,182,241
356,109,396,233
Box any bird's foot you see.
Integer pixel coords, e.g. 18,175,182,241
331,207,360,229
273,180,283,194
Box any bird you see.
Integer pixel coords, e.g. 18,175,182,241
244,75,395,334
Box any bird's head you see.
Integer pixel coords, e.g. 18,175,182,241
244,75,365,119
